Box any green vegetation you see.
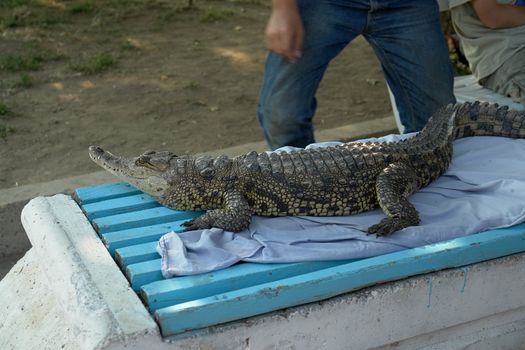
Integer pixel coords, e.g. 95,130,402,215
200,7,235,22
69,0,96,14
0,102,9,116
0,73,34,90
0,44,63,72
0,0,253,81
0,124,15,140
0,0,33,8
0,51,42,71
229,0,267,5
446,37,471,76
69,52,116,74
0,0,248,31
0,2,67,30
0,102,15,140
183,81,201,90
13,73,34,88
0,0,259,141
121,39,141,51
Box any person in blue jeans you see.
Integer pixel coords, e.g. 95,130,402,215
257,0,456,150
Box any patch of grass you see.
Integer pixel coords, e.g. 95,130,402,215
36,10,67,28
229,0,268,6
121,39,140,51
70,52,116,74
155,9,179,24
0,124,16,140
69,0,96,14
200,8,235,23
0,5,31,29
0,102,10,117
0,17,16,30
0,0,32,9
183,81,200,90
0,102,16,139
0,2,59,29
0,1,68,29
0,52,42,71
13,73,34,88
152,5,200,31
95,0,144,18
0,44,64,72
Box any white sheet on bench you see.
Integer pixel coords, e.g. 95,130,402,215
157,135,525,277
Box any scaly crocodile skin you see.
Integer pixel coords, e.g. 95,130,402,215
89,102,525,235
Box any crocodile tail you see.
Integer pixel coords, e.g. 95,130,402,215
451,101,525,140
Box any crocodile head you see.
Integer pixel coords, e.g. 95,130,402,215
89,146,176,199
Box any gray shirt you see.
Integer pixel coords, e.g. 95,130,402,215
444,0,525,80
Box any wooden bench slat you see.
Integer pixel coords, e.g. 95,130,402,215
82,194,160,220
74,182,141,205
102,219,187,255
115,242,159,266
141,260,355,312
154,224,525,336
126,259,164,292
92,207,201,234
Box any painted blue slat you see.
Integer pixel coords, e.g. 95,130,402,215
102,219,187,255
92,207,202,234
115,242,159,266
82,194,160,220
126,259,164,292
74,182,141,205
155,225,525,336
141,260,355,312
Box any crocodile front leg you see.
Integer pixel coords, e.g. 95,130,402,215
368,162,421,236
182,190,253,233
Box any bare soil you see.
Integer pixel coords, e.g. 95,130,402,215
0,0,392,189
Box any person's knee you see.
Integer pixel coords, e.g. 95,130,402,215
258,93,315,148
259,92,290,129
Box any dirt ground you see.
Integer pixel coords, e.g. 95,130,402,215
0,0,392,190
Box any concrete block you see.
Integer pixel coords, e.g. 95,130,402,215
0,200,30,259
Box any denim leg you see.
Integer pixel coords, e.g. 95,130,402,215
257,1,367,150
364,0,455,133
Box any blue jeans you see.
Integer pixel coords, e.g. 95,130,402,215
257,0,455,150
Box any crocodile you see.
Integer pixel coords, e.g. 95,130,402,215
89,101,525,236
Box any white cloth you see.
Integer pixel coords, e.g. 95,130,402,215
158,135,525,277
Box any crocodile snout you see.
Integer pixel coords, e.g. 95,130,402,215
89,145,104,156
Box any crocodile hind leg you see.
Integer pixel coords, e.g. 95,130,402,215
368,162,421,236
182,190,253,233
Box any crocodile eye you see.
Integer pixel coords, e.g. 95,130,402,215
135,157,149,167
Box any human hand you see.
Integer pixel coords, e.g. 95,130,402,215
472,0,525,28
265,0,304,62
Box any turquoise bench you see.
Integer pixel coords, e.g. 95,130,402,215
74,182,525,337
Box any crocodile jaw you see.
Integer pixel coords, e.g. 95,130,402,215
88,146,169,198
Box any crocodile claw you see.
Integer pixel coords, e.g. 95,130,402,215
367,217,413,236
182,217,212,232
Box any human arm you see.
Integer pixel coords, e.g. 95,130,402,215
471,0,525,28
265,0,304,62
